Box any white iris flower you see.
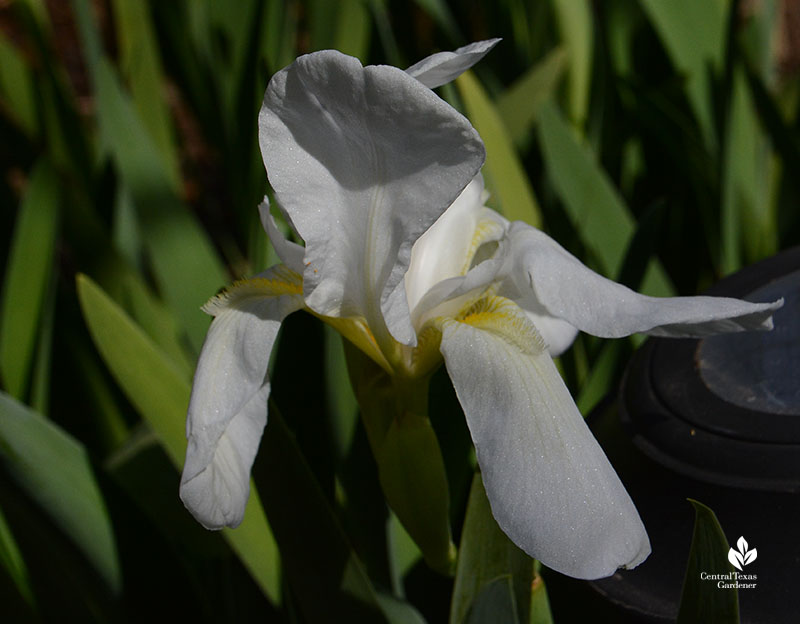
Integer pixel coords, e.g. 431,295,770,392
179,41,781,580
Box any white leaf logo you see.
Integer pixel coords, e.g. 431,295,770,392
728,535,757,571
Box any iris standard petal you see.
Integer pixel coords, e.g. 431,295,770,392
259,50,485,347
438,296,650,579
180,266,304,529
405,39,502,89
404,174,489,314
504,222,782,339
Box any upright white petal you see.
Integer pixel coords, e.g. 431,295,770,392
404,174,488,314
438,297,650,579
259,50,484,346
502,223,782,339
405,39,501,89
180,266,304,529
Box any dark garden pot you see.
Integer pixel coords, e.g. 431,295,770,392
584,248,800,623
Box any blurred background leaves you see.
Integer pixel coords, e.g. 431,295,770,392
0,0,796,621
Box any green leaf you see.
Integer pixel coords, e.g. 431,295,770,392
262,0,297,73
75,273,281,604
28,270,57,415
450,473,539,624
529,561,554,624
111,0,181,190
412,0,463,44
537,100,673,296
72,0,227,351
550,0,593,129
0,503,34,607
496,47,568,146
0,159,59,400
639,0,727,148
721,67,776,273
677,499,739,624
575,340,624,415
0,35,38,136
254,404,393,623
334,0,372,62
324,326,359,460
465,576,519,624
0,391,121,593
456,70,542,228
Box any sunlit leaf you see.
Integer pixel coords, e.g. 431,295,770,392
456,70,542,227
0,391,121,593
0,160,59,400
537,100,673,296
496,47,567,146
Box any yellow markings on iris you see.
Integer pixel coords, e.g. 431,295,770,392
452,295,547,356
202,266,303,315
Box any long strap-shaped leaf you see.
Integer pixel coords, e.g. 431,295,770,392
0,391,121,593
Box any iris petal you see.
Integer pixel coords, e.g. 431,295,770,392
438,296,650,579
405,39,502,89
503,222,782,339
180,266,304,529
259,50,484,347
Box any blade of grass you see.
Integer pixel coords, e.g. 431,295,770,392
456,71,542,227
0,159,59,400
0,391,121,593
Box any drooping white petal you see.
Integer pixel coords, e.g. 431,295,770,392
405,39,502,89
502,222,782,339
180,266,304,529
438,297,650,579
258,198,305,273
259,50,485,346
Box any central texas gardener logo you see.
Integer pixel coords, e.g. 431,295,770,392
728,536,757,571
